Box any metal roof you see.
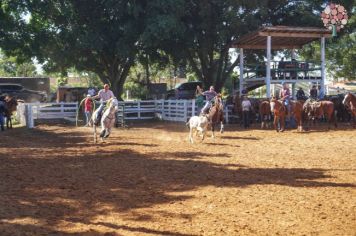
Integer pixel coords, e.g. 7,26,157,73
232,26,332,49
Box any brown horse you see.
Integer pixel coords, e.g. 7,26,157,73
303,99,337,130
342,92,356,128
270,98,287,132
4,96,19,129
259,100,271,129
208,95,224,138
290,100,305,132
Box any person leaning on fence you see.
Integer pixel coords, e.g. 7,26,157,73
84,94,92,127
241,95,252,128
91,84,115,125
200,86,217,114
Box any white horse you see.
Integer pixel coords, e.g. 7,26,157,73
91,98,119,143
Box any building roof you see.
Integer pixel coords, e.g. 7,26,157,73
232,26,332,49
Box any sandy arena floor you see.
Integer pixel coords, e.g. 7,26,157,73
0,122,355,236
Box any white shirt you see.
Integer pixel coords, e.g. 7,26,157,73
97,89,114,102
242,100,252,111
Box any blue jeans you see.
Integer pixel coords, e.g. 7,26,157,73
84,111,91,125
201,101,212,114
96,102,107,120
0,114,4,131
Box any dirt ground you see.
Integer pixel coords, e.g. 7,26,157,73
0,121,355,236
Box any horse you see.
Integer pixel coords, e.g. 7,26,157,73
270,97,287,132
303,99,337,130
342,92,356,128
207,95,224,138
4,96,19,129
289,100,304,132
91,98,119,143
259,100,272,129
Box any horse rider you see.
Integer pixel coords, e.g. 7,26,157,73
296,87,306,100
91,84,115,125
200,85,217,114
310,85,318,100
0,96,5,131
280,82,291,116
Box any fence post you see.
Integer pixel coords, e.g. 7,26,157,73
138,101,141,119
27,104,34,128
60,102,64,116
183,100,187,122
191,99,196,116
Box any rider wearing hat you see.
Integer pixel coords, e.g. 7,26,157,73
92,84,115,125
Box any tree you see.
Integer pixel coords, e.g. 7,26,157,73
0,50,37,77
142,0,334,91
0,0,146,98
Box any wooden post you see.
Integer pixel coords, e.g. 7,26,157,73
266,36,272,98
321,37,326,95
239,48,244,95
292,83,296,99
138,101,141,119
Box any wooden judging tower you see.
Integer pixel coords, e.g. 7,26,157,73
231,26,332,97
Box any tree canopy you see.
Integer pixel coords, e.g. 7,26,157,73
0,0,354,98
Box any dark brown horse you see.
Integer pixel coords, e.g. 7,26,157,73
270,98,287,132
342,92,356,128
303,99,337,130
259,100,271,129
4,96,19,129
208,95,224,138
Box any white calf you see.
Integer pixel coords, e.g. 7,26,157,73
187,115,209,143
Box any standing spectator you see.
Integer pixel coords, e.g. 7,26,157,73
0,96,5,131
200,86,218,114
241,95,252,128
310,85,318,99
278,57,285,78
318,85,325,100
195,85,204,115
84,94,92,126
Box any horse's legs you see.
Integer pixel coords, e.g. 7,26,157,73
273,115,279,132
211,124,215,138
189,128,194,143
104,128,111,138
220,121,224,133
280,116,285,132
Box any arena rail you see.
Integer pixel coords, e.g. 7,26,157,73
17,100,232,128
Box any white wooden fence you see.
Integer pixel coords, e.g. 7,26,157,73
17,100,232,128
17,102,78,128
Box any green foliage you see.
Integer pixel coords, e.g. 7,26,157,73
300,5,356,81
1,0,355,96
0,50,37,76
